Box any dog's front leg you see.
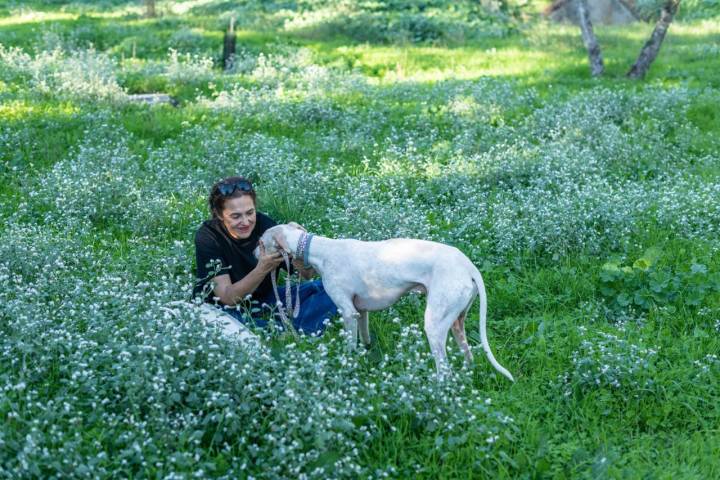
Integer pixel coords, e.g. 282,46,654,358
323,284,360,350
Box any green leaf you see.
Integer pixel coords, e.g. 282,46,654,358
649,270,671,292
601,262,620,272
633,257,652,271
600,269,620,282
600,285,617,297
616,293,631,307
686,289,705,306
639,246,662,266
634,289,651,308
690,263,708,275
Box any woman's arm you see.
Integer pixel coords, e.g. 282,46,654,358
211,270,262,306
212,248,284,306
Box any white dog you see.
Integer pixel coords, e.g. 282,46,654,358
257,224,514,381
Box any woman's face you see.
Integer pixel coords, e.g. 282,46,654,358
219,195,256,240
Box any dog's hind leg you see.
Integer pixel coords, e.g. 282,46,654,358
423,297,461,380
425,281,476,379
358,310,371,347
451,311,474,366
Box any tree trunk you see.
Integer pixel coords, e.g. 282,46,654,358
576,0,604,77
145,0,156,18
223,18,237,71
627,0,681,79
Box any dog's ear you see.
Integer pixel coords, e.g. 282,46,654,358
288,222,307,232
272,232,291,254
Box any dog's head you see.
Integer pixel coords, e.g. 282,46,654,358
254,222,306,259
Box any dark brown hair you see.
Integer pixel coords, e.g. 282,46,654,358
208,176,257,218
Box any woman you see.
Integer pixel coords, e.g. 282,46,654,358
193,176,337,335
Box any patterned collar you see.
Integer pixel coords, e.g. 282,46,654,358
295,231,314,269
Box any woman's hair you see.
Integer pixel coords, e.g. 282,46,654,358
208,176,257,218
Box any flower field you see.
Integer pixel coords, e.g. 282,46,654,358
1,1,719,477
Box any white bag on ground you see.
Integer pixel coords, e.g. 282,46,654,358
198,303,259,343
162,301,260,346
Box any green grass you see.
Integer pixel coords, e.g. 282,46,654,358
1,1,719,478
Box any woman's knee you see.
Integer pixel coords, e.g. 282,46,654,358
315,290,338,316
304,279,324,293
295,279,324,301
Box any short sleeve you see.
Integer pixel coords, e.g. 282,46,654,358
195,229,230,283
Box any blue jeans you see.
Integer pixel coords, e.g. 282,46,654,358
218,279,338,336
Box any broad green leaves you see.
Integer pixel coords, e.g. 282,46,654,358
600,249,719,313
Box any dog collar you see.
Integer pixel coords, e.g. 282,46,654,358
295,232,314,269
303,234,314,269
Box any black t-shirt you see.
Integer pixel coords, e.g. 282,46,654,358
192,212,287,305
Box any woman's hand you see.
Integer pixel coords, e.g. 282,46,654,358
256,242,285,274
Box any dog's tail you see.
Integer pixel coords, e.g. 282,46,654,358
471,268,515,382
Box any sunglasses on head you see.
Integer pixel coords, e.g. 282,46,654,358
218,179,253,196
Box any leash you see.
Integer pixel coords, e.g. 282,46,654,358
270,251,301,340
269,230,315,339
